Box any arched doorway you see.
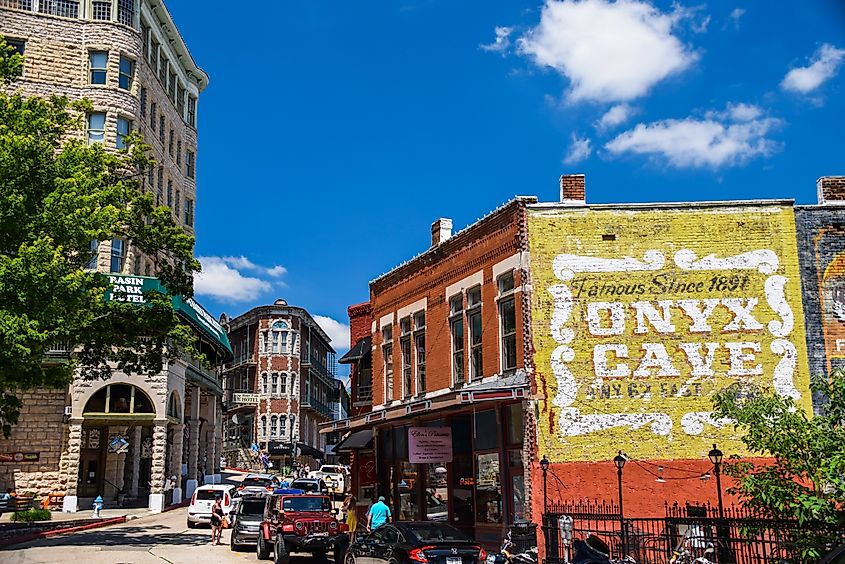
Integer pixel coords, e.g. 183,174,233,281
80,384,156,500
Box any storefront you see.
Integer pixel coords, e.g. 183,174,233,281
373,401,525,547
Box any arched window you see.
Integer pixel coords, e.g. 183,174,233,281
271,373,279,395
271,320,290,353
260,415,267,438
272,321,289,329
270,415,278,437
279,416,287,438
279,372,287,394
261,373,268,394
166,391,181,420
84,384,155,417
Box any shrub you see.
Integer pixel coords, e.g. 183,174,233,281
11,508,52,522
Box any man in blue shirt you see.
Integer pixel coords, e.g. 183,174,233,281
367,496,392,531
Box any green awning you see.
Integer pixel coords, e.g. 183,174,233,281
103,274,233,356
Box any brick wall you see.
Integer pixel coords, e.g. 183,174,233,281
348,302,372,347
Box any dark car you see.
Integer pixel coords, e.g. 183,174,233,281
235,473,280,497
230,495,267,550
345,522,487,564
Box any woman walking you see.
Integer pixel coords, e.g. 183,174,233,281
210,496,225,545
342,494,358,542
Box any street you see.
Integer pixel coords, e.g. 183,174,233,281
1,505,320,564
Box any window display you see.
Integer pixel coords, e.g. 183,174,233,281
398,461,418,520
425,463,449,520
475,452,502,523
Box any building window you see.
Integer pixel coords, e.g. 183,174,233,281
116,117,131,149
168,70,176,100
467,286,483,380
110,238,125,273
86,112,105,145
118,56,133,89
40,1,80,18
186,150,195,178
89,51,107,84
168,129,174,156
176,84,185,115
166,180,173,207
85,239,99,270
383,324,393,402
6,38,25,56
414,312,425,395
174,189,181,217
185,198,193,227
146,166,153,191
259,332,266,353
139,86,147,117
158,116,165,144
141,23,150,59
260,415,267,438
279,418,286,438
158,58,167,85
280,373,287,394
133,254,141,275
117,0,134,27
149,102,156,131
450,295,465,386
400,317,412,399
271,373,279,395
150,38,159,69
498,272,517,372
156,166,163,205
187,95,197,126
261,373,268,394
92,0,111,21
176,139,181,166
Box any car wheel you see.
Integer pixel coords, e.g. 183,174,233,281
257,534,272,560
187,519,196,529
275,539,290,564
335,537,350,564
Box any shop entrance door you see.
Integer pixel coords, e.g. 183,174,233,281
78,452,104,498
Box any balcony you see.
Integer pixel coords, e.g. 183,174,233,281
185,356,222,395
223,352,256,373
354,383,372,406
302,395,334,419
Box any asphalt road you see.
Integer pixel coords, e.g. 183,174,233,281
1,504,319,564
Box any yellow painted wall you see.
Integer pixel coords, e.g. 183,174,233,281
528,205,812,462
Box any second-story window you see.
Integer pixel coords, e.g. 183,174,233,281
270,415,278,438
450,294,465,386
86,112,105,145
92,1,111,21
116,117,131,149
467,286,483,380
260,416,267,438
271,373,279,395
498,271,517,372
89,51,107,84
400,317,412,398
118,56,133,90
382,324,393,402
110,238,125,273
261,373,268,394
414,311,426,395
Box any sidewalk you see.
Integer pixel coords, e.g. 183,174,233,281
0,506,153,523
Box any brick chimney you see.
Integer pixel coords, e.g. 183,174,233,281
817,176,845,204
431,218,453,246
560,174,586,203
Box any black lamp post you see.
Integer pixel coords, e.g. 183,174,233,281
540,455,550,512
708,443,725,520
287,414,296,474
613,451,627,557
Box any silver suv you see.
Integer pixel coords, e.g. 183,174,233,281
230,494,267,550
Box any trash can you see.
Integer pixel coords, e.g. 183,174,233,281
509,522,538,554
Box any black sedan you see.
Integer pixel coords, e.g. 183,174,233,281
345,522,487,564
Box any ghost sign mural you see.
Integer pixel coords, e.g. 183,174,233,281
528,205,813,461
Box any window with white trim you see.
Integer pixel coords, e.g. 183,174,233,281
270,415,278,438
271,373,279,395
87,112,105,145
110,239,125,273
118,55,133,90
414,311,426,395
260,415,267,438
116,117,132,149
382,324,393,402
261,373,268,394
498,271,517,372
467,286,483,380
450,294,465,386
400,317,411,398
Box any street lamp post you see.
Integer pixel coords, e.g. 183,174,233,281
613,451,627,557
286,414,296,475
540,455,550,512
708,443,724,520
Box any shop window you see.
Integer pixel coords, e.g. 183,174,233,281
86,387,107,413
451,455,474,524
506,404,524,446
425,463,448,521
475,452,502,524
398,461,418,520
395,426,408,459
508,449,525,520
474,409,498,451
383,427,395,459
452,414,472,455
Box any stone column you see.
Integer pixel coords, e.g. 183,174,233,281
170,423,184,504
204,396,217,485
61,419,83,513
186,385,201,499
128,426,142,497
148,419,168,512
213,398,222,484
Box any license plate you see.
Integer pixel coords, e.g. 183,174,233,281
447,558,462,564
311,532,329,537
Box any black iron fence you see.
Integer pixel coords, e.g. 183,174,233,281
542,500,845,564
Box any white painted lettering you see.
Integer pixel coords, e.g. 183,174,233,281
722,298,764,332
679,342,720,376
634,343,680,377
725,342,763,376
677,299,720,332
632,300,676,334
593,344,630,378
586,302,625,336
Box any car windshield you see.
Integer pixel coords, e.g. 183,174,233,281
321,466,343,473
239,499,266,516
243,477,273,487
292,481,321,492
405,523,469,543
282,497,331,512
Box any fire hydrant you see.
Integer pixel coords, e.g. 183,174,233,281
92,495,103,518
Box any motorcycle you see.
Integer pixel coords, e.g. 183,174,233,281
487,528,539,564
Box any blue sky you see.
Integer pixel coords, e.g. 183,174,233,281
168,0,845,360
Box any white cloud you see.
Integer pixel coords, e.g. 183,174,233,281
313,315,351,351
563,134,592,165
480,26,514,53
728,7,745,28
194,256,274,303
781,43,845,94
605,104,781,168
596,103,634,130
517,0,698,103
212,255,287,279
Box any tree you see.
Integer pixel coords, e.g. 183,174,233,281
0,37,200,435
712,374,845,557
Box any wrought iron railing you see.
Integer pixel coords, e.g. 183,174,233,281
356,383,373,403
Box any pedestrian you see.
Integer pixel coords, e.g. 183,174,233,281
0,488,12,500
342,494,358,542
210,496,224,545
366,495,391,532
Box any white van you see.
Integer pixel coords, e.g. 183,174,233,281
187,484,235,528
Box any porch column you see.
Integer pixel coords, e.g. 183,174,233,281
148,419,168,512
128,426,142,497
204,396,218,485
170,423,184,503
61,419,83,513
186,385,200,499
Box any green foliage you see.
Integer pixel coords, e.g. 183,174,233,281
0,36,201,433
11,508,52,522
713,373,845,558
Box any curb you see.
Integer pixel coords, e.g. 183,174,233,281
162,500,189,513
0,515,126,548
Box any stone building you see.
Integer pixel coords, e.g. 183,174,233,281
0,0,218,513
222,300,342,473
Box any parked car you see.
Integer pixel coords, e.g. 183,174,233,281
256,489,349,564
345,522,487,564
230,494,267,549
235,473,280,497
187,484,234,528
290,477,330,496
310,465,348,496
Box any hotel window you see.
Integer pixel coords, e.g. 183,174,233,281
450,295,465,386
260,415,267,438
280,373,287,394
271,373,279,395
92,1,111,21
150,38,159,70
414,312,426,395
383,324,393,402
166,180,173,207
139,86,147,117
41,1,80,17
158,58,166,85
261,373,268,394
110,239,125,273
89,51,107,84
467,286,483,380
118,56,133,90
168,70,176,100
498,271,517,372
176,84,185,115
86,112,105,145
184,198,194,227
116,117,131,149
149,102,156,131
186,150,195,178
158,115,165,143
141,23,150,59
133,254,141,276
174,190,181,218
117,0,134,27
168,129,174,156
279,418,286,437
85,240,99,270
176,139,181,166
187,95,197,127
400,317,411,399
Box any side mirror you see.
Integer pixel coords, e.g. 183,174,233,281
331,508,339,516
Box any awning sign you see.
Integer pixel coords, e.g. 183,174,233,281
408,427,452,463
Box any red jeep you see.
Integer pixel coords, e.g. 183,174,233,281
257,490,349,564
